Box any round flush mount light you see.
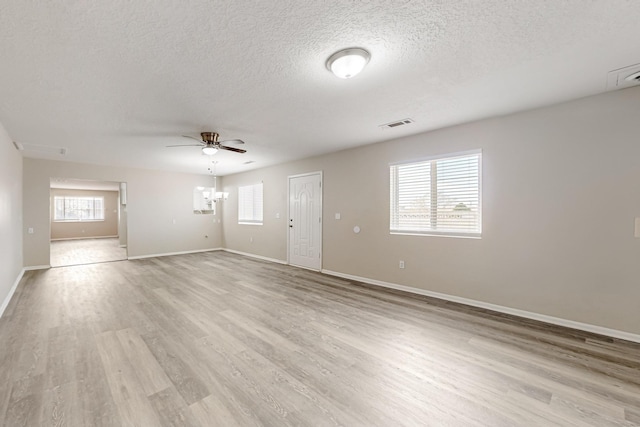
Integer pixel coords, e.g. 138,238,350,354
326,48,370,79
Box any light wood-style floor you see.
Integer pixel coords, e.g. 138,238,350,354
50,238,127,267
1,252,639,426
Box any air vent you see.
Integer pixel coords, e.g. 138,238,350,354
607,63,640,91
379,118,414,129
20,143,67,155
243,160,255,165
12,141,23,151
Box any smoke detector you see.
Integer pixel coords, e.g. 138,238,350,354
607,63,640,90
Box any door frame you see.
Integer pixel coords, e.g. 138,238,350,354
286,171,323,270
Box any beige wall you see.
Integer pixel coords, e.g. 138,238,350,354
24,160,221,266
50,188,119,240
0,122,23,314
222,86,640,335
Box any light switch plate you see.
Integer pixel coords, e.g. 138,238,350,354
335,213,341,220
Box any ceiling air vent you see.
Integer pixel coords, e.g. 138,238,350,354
607,63,640,91
19,143,67,155
12,141,23,151
379,118,414,129
243,160,255,165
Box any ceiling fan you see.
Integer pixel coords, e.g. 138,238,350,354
167,132,247,155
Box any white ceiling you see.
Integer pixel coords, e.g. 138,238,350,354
1,1,639,176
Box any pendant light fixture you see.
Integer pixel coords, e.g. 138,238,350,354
326,48,370,79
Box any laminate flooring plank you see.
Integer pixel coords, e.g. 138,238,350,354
95,330,163,426
139,333,212,406
469,336,640,406
41,381,82,427
197,317,366,426
147,386,199,427
213,311,455,426
115,328,173,396
2,252,640,426
189,394,244,427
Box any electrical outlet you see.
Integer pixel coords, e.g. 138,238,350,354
28,227,34,234
399,260,405,269
250,237,253,243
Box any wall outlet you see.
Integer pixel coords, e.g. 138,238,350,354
335,213,341,220
250,237,253,243
399,260,405,269
28,227,34,234
276,212,280,219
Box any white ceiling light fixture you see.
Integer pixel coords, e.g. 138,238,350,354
202,145,218,155
326,48,370,79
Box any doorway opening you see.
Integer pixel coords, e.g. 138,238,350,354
49,178,128,267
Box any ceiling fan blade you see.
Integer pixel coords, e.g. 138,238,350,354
220,138,245,145
166,144,203,147
218,145,247,153
182,135,204,143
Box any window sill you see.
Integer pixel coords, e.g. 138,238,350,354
390,231,481,239
238,222,263,226
53,220,105,223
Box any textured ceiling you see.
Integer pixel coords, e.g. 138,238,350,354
1,1,639,176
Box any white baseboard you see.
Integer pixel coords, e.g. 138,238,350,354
50,235,119,241
128,248,222,260
222,248,287,265
0,268,25,318
24,265,51,271
321,269,640,344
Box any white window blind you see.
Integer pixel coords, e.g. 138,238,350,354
238,183,263,224
54,196,105,222
390,151,481,237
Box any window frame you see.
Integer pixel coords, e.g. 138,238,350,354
238,182,264,225
53,196,106,222
390,150,482,238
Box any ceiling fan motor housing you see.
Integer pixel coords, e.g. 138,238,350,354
201,132,219,143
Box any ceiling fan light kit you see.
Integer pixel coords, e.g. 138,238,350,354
326,47,370,79
202,146,218,155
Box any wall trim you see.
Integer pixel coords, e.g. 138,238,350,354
50,235,118,241
0,268,25,318
321,269,640,344
222,248,287,265
128,248,222,260
24,265,51,271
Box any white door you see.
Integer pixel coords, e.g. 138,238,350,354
288,172,322,270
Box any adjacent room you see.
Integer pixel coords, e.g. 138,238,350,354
1,1,640,425
49,178,128,267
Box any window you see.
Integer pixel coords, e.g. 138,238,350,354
54,196,105,222
390,151,481,237
238,183,263,225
